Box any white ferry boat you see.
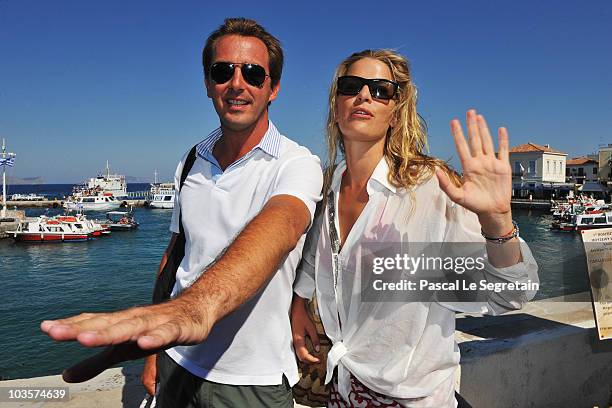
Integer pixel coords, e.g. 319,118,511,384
148,182,175,209
63,193,122,211
75,161,128,198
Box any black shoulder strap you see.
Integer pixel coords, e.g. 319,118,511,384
180,145,198,192
178,145,198,236
152,145,198,304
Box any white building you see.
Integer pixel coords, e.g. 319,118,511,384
566,157,599,184
509,142,569,198
598,144,612,184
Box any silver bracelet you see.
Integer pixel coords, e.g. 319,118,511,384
481,220,519,244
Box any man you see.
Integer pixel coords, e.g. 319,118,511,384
41,18,323,407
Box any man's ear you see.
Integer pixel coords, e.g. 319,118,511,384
268,81,280,103
205,78,212,98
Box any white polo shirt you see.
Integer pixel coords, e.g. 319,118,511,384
166,121,323,386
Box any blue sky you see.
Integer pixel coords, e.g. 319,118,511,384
1,0,610,183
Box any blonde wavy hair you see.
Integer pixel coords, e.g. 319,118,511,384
323,49,461,197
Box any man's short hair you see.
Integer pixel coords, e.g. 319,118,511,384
202,18,283,88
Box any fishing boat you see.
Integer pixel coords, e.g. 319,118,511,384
147,182,175,209
7,216,94,242
63,193,122,211
105,210,139,231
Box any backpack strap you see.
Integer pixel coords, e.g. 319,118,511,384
152,144,198,304
178,145,198,235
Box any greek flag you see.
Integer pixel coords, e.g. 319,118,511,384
0,157,15,167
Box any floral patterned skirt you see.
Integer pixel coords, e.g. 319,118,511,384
328,374,406,408
327,373,457,408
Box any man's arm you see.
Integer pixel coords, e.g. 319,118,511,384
41,194,311,382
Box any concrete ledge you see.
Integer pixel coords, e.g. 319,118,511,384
456,293,612,407
0,210,25,238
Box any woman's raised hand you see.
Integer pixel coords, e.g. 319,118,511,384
436,109,514,235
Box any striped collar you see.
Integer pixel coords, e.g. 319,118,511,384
196,120,282,161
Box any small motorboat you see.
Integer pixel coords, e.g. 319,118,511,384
63,192,122,212
7,216,93,242
57,214,110,237
105,210,139,231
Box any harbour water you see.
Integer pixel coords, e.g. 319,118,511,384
0,185,591,380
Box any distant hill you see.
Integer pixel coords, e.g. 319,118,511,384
126,176,153,183
7,176,44,185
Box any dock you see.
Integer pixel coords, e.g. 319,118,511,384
3,199,149,209
0,209,25,238
511,198,552,210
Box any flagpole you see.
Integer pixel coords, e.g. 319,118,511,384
1,138,17,218
2,138,7,218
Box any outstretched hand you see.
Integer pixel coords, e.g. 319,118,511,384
40,300,212,382
436,109,514,235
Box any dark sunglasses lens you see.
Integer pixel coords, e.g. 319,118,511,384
337,77,364,95
242,64,267,87
210,63,234,84
371,82,396,100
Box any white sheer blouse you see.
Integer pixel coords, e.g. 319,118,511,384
294,158,539,407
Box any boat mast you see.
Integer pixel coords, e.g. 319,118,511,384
154,169,158,185
1,138,17,218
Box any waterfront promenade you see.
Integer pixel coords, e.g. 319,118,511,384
1,199,148,210
2,293,611,407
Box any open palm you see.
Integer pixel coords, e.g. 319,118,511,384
437,109,512,217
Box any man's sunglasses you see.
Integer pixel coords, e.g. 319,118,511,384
209,62,270,88
337,76,399,100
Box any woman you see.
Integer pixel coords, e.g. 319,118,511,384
291,49,538,407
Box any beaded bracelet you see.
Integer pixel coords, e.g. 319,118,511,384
481,220,519,244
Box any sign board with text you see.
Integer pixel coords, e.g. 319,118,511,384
581,227,612,340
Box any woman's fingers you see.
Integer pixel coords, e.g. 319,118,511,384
450,119,470,168
498,127,510,163
477,114,495,155
466,109,482,157
436,169,464,206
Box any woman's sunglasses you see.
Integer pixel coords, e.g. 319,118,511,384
337,76,399,100
209,62,270,88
